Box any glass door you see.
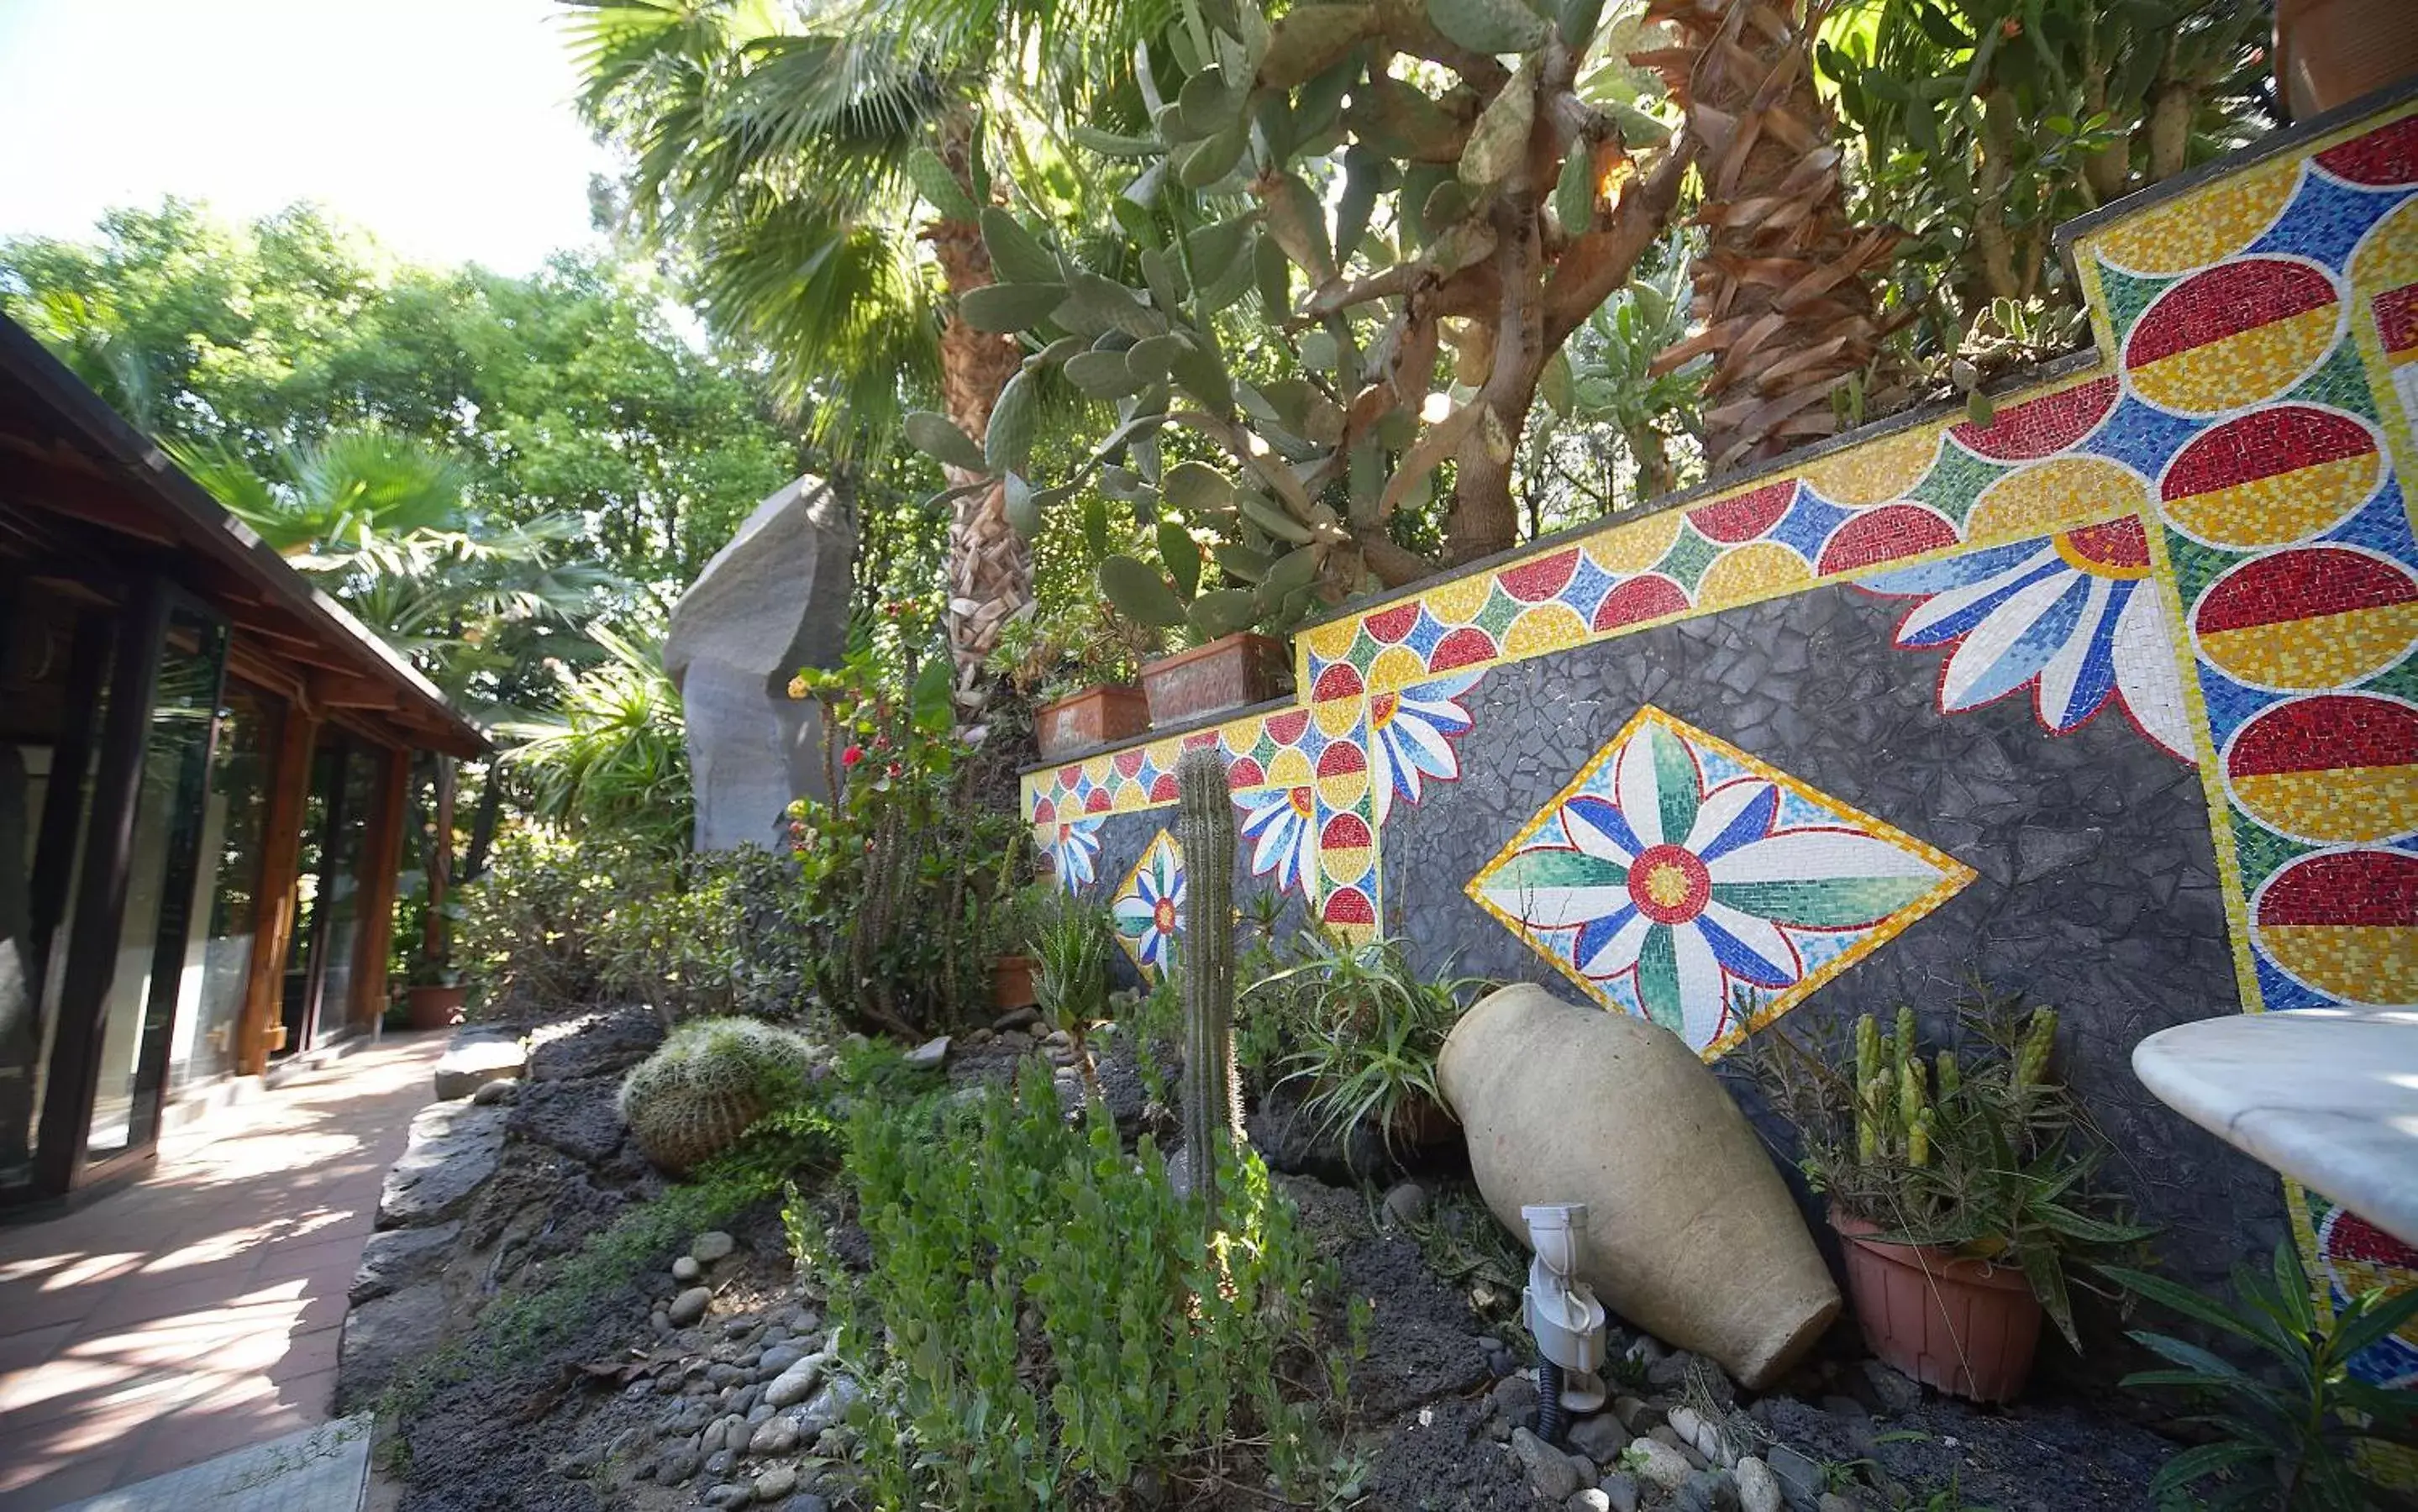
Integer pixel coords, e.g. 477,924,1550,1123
0,582,113,1197
82,605,226,1163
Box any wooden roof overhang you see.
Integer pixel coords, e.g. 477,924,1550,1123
0,317,486,759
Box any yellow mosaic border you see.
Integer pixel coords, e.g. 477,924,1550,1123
1464,706,1979,1063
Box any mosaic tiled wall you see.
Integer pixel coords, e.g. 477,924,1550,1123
1022,97,2418,1386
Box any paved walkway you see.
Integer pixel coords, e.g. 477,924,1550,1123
0,1032,448,1511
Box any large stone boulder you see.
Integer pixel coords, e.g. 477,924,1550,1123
664,475,854,852
1437,984,1839,1389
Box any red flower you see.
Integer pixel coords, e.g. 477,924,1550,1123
885,761,903,779
842,745,865,767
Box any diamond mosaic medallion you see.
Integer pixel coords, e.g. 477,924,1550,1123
1468,708,1976,1058
1111,830,1185,979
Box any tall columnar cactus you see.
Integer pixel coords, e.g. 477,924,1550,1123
619,1017,817,1175
1175,746,1238,1226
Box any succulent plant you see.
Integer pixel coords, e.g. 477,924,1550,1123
1175,746,1239,1224
618,1017,818,1175
901,0,1700,630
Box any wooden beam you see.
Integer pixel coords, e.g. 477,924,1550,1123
346,745,411,1036
235,705,318,1076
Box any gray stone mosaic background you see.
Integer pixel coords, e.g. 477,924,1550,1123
1382,582,2285,1313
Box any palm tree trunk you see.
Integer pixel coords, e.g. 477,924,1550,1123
1643,0,1903,475
927,107,1030,719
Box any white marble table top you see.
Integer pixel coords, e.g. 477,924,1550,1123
2132,1008,2418,1249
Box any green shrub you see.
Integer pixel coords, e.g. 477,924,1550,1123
454,826,629,1014
2108,1242,2418,1509
833,1062,1336,1505
592,843,817,1026
619,1017,820,1174
787,637,1028,1039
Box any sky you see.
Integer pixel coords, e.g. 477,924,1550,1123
0,0,617,273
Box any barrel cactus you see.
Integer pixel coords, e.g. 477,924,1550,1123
618,1017,817,1174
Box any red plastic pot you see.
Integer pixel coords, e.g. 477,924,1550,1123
1034,683,1149,759
1141,633,1290,727
1832,1210,2042,1404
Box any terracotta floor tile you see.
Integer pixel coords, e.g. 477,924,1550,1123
0,1032,446,1511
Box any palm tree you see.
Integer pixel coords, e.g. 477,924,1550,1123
565,0,1159,717
1637,0,1905,475
179,426,619,971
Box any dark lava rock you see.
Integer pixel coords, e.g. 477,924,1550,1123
507,1076,628,1167
528,1007,664,1083
351,1222,460,1304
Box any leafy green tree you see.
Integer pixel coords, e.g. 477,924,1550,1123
917,0,1697,644
566,0,1165,713
0,202,802,601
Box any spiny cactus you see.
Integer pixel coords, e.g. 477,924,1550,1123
619,1017,817,1175
1175,746,1238,1225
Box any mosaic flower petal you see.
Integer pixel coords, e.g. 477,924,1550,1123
1366,669,1482,825
1469,707,1974,1058
1237,786,1319,899
1862,518,2193,762
1110,832,1185,977
1046,817,1104,893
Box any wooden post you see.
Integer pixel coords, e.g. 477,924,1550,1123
347,745,413,1035
235,705,318,1077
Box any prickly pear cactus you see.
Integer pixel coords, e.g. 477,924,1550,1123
618,1017,817,1175
1175,746,1238,1223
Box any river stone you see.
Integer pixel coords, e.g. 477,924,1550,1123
1767,1444,1822,1510
377,1101,509,1228
904,1036,949,1069
433,1030,525,1100
1737,1457,1785,1512
1568,1410,1629,1463
664,474,853,851
1627,1439,1695,1494
1602,1472,1641,1512
749,1415,802,1456
669,1286,713,1326
755,1465,799,1501
691,1231,736,1263
765,1357,824,1409
673,1256,702,1283
796,1376,861,1435
757,1344,807,1379
350,1221,459,1303
1569,1492,1612,1512
470,1077,518,1106
657,1448,701,1485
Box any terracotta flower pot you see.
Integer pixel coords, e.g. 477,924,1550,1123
1034,683,1149,759
1832,1210,2042,1404
992,954,1038,1011
406,984,469,1032
1141,633,1290,727
2274,0,2418,120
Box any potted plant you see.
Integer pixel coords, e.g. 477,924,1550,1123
1753,990,2151,1403
405,958,468,1031
1259,932,1480,1168
989,550,1158,759
1096,526,1302,727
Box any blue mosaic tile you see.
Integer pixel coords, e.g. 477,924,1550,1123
2082,391,2204,478
2247,170,2402,271
1768,490,1856,560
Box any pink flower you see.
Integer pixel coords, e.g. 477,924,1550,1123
885,761,903,779
842,745,865,768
